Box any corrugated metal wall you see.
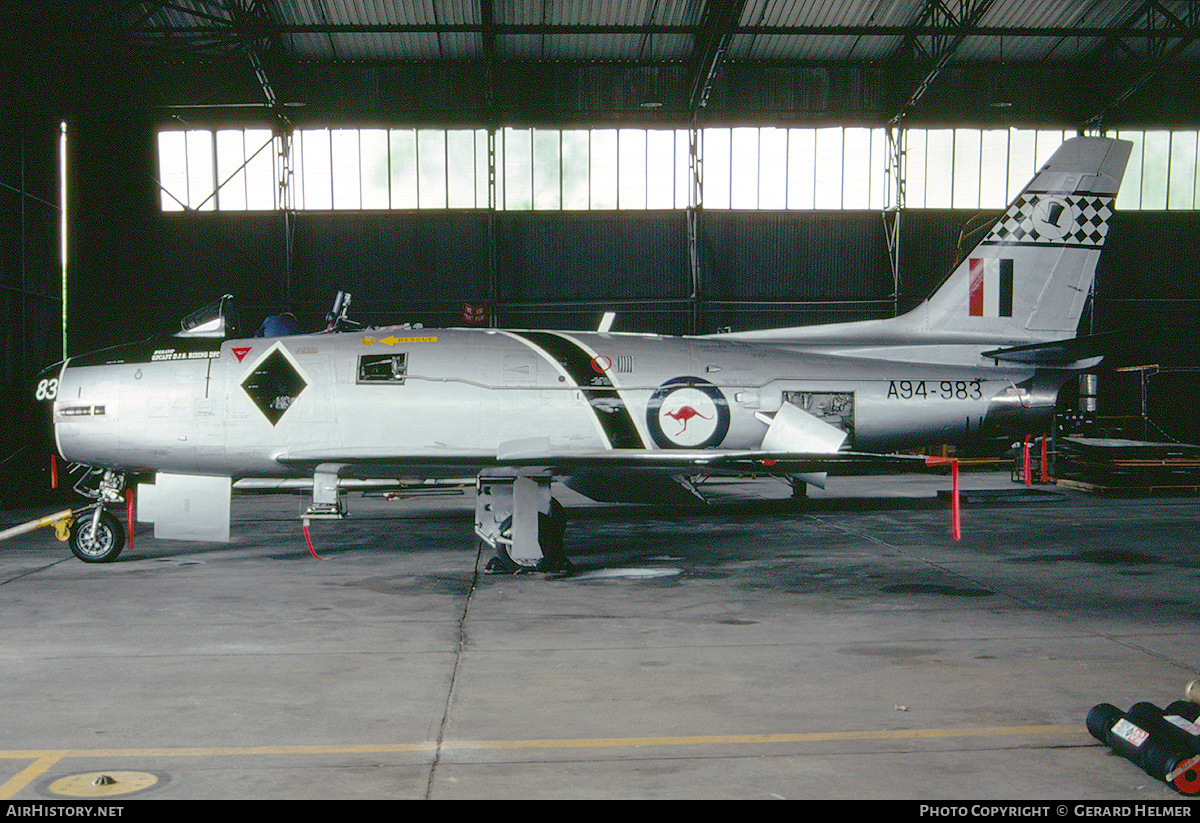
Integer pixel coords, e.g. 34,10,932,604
0,118,61,377
698,209,895,331
293,212,492,324
1091,211,1200,334
0,115,65,502
276,62,1200,130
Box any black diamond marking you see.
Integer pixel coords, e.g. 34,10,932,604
513,331,645,449
242,348,307,425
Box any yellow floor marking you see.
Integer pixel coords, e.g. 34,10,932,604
0,725,1083,798
0,753,65,800
446,724,1082,750
0,743,438,760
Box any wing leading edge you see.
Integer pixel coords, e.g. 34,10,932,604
275,446,937,478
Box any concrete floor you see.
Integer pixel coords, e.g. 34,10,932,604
1,471,1198,801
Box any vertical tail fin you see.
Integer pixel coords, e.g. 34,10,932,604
913,136,1132,341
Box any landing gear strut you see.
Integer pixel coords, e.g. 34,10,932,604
475,475,571,574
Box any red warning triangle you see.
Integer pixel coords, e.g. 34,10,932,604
231,347,252,363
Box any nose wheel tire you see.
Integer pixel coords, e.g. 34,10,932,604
69,510,126,563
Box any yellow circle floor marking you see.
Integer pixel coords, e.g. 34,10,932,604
47,771,158,798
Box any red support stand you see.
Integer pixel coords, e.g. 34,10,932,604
925,456,962,541
950,459,961,541
126,488,134,553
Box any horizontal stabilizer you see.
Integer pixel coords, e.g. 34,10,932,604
981,331,1127,365
979,322,1200,366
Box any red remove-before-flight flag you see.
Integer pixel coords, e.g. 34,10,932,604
462,303,488,324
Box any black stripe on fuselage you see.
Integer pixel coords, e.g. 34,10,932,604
512,331,645,449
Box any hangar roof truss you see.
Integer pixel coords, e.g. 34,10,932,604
11,1,1200,128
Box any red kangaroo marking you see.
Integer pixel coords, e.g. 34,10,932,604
664,404,712,434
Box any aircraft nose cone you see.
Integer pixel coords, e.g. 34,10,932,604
31,361,65,491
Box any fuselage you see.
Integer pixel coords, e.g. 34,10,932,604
45,325,1053,481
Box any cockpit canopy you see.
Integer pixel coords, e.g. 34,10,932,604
172,291,359,339
175,294,239,339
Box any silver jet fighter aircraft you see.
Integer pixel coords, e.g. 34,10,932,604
36,136,1132,569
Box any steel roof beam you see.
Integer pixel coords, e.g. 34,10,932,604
216,0,291,117
480,0,497,61
887,0,1000,125
118,23,1200,38
687,0,749,117
1082,0,1199,130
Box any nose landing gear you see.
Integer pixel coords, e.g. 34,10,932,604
0,500,126,563
67,468,129,563
69,507,126,563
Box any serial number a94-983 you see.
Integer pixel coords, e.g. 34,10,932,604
887,379,982,400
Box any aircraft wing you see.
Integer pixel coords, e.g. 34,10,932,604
496,443,935,477
275,445,937,479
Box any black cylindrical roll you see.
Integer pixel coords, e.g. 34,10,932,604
1157,701,1200,754
1166,700,1200,724
1129,702,1200,760
1087,703,1200,794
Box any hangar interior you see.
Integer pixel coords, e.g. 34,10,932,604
5,0,1200,497
6,2,1200,802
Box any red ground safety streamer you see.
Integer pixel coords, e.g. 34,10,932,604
1040,436,1049,483
303,524,324,560
1023,435,1032,488
49,454,57,490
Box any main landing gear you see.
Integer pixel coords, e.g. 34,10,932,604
475,475,571,574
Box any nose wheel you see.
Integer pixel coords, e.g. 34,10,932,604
69,508,125,563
